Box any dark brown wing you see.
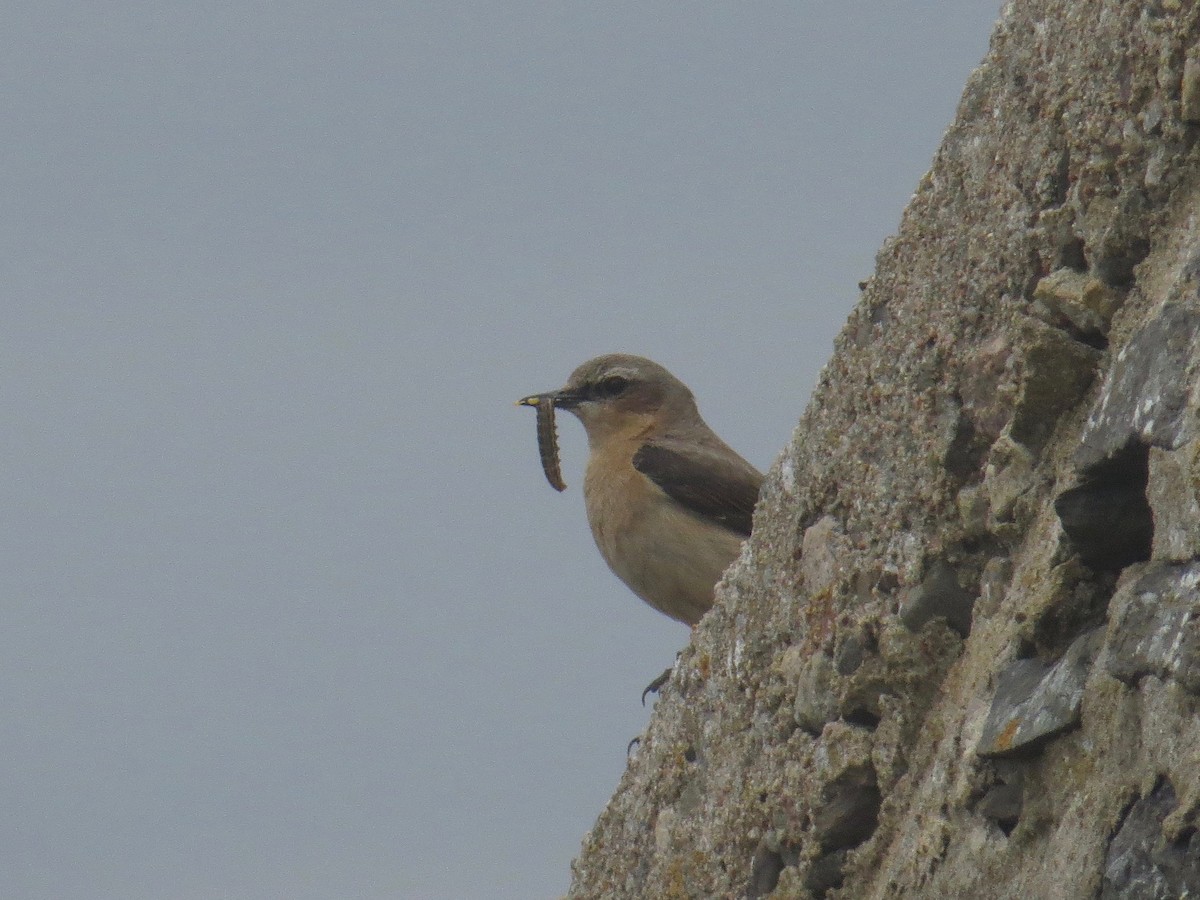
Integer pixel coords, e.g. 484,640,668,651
633,440,763,536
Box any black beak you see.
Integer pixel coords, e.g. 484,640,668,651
516,389,583,410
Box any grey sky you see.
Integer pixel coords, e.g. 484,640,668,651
3,3,1000,897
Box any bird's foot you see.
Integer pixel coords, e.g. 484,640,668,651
641,666,674,705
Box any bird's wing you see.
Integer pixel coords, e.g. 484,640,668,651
633,439,763,537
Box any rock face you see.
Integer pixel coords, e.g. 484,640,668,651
567,2,1200,898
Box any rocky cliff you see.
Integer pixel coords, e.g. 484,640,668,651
567,1,1200,897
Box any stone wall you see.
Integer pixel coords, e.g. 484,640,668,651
567,1,1200,897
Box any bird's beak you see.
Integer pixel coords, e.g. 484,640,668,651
516,389,582,410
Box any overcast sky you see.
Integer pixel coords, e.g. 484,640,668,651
3,3,1001,897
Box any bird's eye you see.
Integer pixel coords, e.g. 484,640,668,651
595,375,630,398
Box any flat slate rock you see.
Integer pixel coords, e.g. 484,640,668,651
1105,561,1200,694
977,629,1101,757
1077,303,1200,469
1101,778,1200,899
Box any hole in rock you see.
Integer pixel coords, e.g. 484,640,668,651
1055,443,1152,570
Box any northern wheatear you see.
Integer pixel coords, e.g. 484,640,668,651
519,354,764,626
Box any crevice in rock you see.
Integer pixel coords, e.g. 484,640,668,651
1024,560,1118,658
1093,236,1150,289
805,848,849,898
1071,323,1109,352
944,406,991,481
1055,442,1153,570
843,708,882,730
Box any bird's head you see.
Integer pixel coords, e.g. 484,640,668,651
519,354,698,447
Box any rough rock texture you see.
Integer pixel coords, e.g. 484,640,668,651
567,1,1200,897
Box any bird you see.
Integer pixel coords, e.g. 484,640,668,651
519,353,764,627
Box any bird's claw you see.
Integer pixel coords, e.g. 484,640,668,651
641,666,673,705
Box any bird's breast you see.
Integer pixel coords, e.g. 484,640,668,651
582,446,745,625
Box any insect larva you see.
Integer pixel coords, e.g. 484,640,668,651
518,393,567,492
533,395,567,492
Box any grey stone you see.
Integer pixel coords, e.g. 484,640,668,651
793,650,840,734
983,436,1038,526
1009,326,1099,455
959,334,1016,443
957,483,990,538
1032,268,1123,339
977,782,1023,833
745,840,784,899
899,559,975,636
1182,52,1200,124
1085,193,1151,289
804,849,849,897
834,633,865,676
977,629,1101,757
1105,561,1200,693
1018,558,1109,653
975,556,1013,620
1148,442,1200,562
811,764,881,852
1101,778,1200,899
802,515,849,597
1076,302,1200,470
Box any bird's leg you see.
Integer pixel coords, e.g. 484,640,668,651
641,652,682,705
